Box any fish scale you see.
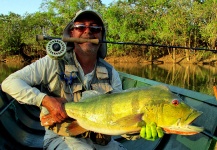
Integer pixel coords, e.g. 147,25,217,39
64,85,203,136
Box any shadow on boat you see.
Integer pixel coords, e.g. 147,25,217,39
0,85,44,149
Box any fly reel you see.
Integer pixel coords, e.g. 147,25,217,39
46,39,66,59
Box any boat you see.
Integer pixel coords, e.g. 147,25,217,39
0,71,217,150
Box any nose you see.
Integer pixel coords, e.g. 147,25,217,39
83,26,91,33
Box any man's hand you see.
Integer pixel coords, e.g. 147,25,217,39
140,122,164,141
41,95,68,126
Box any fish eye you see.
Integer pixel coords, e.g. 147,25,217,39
172,99,179,106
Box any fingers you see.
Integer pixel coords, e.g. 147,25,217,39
157,127,164,138
59,103,68,119
49,104,68,123
52,102,68,122
145,123,156,141
41,113,67,126
41,96,68,125
150,122,158,139
140,122,164,141
42,112,66,125
41,114,55,126
58,109,68,121
54,113,65,123
140,126,146,138
145,124,152,139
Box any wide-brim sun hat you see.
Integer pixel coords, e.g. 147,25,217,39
63,10,107,59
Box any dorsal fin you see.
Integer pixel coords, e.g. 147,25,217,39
79,90,102,102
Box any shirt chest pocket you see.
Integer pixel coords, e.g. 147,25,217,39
62,83,83,94
62,83,83,102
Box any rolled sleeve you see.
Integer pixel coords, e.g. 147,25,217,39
2,56,58,107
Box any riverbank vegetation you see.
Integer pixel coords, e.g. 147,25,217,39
0,0,217,64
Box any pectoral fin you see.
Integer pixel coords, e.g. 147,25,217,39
114,113,144,126
67,121,88,136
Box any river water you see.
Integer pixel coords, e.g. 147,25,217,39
1,61,217,96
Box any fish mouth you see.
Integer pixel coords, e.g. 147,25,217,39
163,110,203,135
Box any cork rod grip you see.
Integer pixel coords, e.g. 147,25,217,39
62,37,100,44
36,35,100,44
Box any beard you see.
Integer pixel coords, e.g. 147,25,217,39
75,42,100,56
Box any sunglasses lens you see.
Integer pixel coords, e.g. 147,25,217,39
73,25,102,33
90,27,102,33
74,26,86,32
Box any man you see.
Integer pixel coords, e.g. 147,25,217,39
2,10,163,150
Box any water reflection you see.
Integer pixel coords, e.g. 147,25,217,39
110,62,217,96
1,62,216,96
0,62,25,84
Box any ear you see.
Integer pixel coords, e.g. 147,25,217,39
70,30,74,37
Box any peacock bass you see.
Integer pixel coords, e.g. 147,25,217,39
64,85,203,136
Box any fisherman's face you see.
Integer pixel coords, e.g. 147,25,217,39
70,18,103,57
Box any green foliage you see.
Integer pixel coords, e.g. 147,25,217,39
0,0,216,62
0,13,23,54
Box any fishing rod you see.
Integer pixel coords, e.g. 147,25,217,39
202,131,217,141
0,99,15,116
36,35,217,52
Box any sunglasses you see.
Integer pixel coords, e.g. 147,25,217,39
72,24,102,34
